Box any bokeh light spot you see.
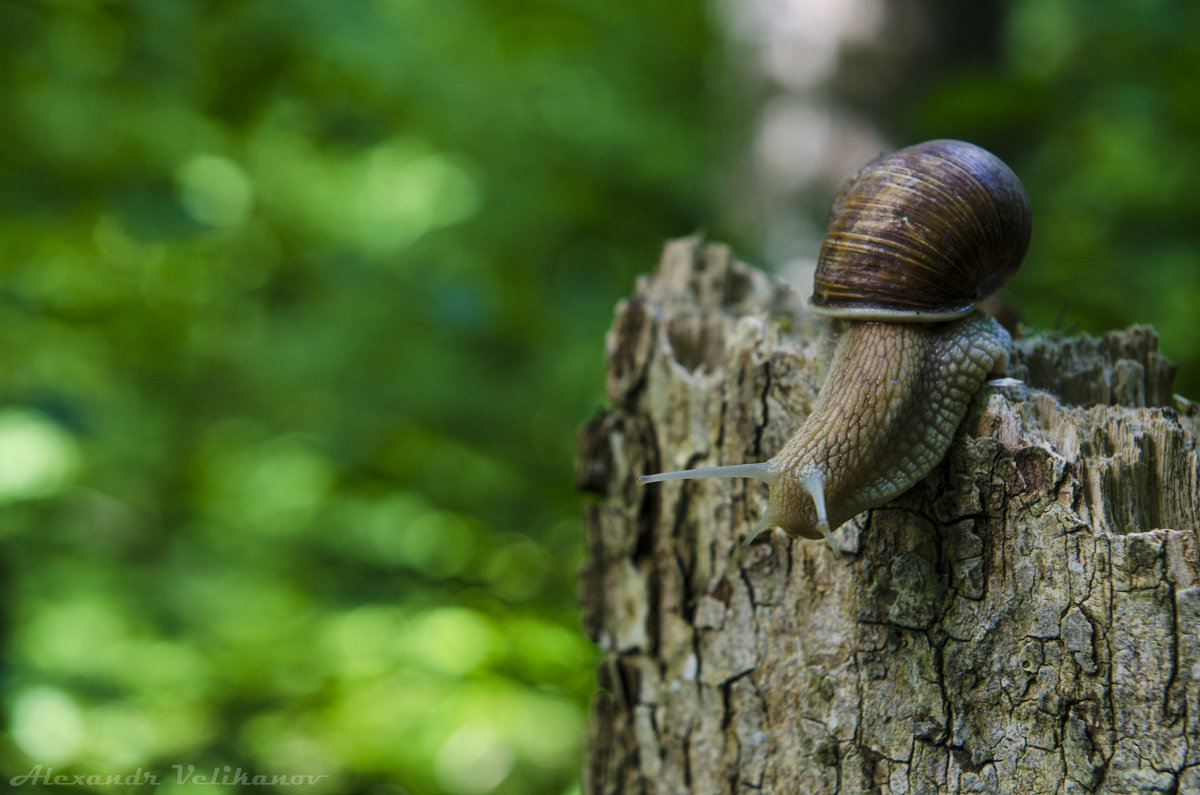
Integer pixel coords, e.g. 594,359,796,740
11,686,85,763
434,723,515,795
0,409,80,502
356,140,481,253
176,154,256,228
201,435,334,535
321,606,407,679
413,607,498,675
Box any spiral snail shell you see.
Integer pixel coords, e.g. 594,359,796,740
810,139,1031,320
640,139,1031,552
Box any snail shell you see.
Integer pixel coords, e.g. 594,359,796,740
809,139,1032,321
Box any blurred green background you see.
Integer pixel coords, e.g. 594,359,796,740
0,1,1196,794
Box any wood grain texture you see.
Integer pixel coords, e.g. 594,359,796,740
577,237,1200,794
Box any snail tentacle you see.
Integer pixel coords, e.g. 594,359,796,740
637,462,778,485
797,472,835,552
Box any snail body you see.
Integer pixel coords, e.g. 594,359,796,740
639,140,1031,551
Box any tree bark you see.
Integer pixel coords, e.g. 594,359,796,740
576,237,1200,794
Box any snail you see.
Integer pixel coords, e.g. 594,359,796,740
639,139,1032,552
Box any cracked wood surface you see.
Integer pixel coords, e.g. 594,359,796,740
576,237,1200,794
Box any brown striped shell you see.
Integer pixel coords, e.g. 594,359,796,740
809,139,1032,321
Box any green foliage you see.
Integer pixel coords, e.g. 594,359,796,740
0,0,714,792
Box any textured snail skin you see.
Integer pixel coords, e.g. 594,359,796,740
759,310,1009,542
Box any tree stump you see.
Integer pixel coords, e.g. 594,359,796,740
576,237,1200,794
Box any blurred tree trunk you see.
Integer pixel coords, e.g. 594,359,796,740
576,238,1200,794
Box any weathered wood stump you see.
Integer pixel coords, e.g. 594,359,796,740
577,237,1200,794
